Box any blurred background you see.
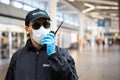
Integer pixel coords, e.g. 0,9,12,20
0,0,120,80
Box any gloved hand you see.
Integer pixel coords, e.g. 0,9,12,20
40,33,56,56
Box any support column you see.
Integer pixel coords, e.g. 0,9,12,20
91,22,96,49
49,0,57,31
8,31,12,58
91,22,95,49
24,31,27,45
118,0,120,48
17,33,20,48
78,14,84,51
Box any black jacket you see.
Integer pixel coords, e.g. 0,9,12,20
5,39,78,80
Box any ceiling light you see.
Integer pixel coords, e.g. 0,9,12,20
0,0,10,5
82,3,95,13
67,0,74,2
96,6,110,9
84,3,94,7
82,8,95,13
111,7,118,10
96,6,118,10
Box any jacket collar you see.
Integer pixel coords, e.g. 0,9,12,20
25,39,46,51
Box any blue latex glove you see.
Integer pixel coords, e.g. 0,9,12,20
40,33,56,56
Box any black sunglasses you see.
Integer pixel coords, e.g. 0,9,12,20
32,21,50,30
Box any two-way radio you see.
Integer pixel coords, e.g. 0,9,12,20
50,21,63,35
54,21,63,35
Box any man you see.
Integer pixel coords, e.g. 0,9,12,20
5,8,78,80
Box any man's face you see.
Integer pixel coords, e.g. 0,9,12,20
25,18,49,39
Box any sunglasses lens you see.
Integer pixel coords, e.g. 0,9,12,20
43,21,50,29
32,22,41,30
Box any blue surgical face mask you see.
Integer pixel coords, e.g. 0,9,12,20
32,26,50,44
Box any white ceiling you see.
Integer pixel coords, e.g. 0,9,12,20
57,0,119,33
7,0,120,33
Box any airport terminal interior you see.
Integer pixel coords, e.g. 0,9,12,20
0,0,120,80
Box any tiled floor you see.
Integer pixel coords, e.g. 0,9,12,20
70,45,120,80
0,59,9,80
0,45,120,80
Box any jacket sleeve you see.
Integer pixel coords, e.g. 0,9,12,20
48,48,78,80
5,53,17,80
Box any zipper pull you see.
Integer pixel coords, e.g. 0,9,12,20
36,48,40,54
36,51,39,54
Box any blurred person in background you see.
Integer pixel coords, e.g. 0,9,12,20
102,39,105,50
5,8,78,80
1,32,9,59
96,38,101,47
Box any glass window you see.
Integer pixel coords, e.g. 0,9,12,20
57,12,63,17
74,22,79,26
22,0,32,5
65,19,70,24
0,0,10,5
12,1,23,8
73,20,79,26
23,4,36,11
32,1,39,7
57,16,63,21
69,18,74,25
32,2,45,10
15,0,23,2
64,15,71,24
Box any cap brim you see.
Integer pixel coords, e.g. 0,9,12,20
31,15,50,22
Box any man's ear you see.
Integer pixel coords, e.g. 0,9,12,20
25,26,29,34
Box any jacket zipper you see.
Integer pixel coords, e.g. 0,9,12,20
35,51,39,80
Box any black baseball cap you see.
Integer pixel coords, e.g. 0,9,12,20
25,8,50,26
